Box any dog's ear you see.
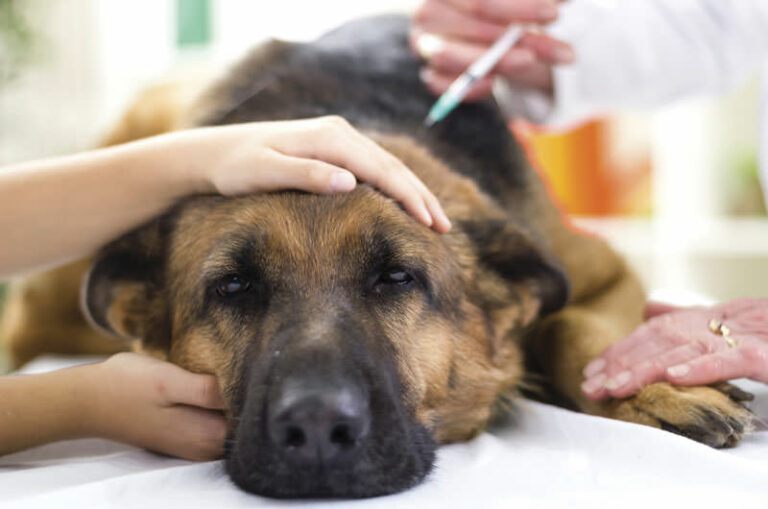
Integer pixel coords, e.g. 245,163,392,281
461,218,569,322
82,216,173,351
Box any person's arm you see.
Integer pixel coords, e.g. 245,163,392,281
0,353,227,460
412,0,572,103
581,298,768,400
413,0,768,125
537,0,768,126
0,116,451,280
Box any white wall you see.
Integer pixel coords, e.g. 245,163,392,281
212,0,418,59
0,0,421,166
0,0,765,299
0,0,175,165
1,0,761,224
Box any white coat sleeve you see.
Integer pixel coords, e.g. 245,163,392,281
495,0,768,127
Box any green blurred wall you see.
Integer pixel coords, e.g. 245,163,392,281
176,0,211,47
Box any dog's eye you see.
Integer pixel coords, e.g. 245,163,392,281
216,275,251,296
377,268,414,286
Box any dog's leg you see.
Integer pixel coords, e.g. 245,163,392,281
527,234,753,447
1,260,124,368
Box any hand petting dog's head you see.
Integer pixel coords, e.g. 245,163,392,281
82,137,566,498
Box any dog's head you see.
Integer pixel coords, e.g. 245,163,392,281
82,136,567,498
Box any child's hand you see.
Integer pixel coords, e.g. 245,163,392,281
171,116,451,233
0,115,451,279
88,353,227,461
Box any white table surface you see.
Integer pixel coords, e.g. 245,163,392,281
1,356,767,508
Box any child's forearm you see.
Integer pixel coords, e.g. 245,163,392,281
0,135,204,280
0,365,99,456
0,118,450,280
0,354,228,460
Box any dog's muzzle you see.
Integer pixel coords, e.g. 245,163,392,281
224,332,436,499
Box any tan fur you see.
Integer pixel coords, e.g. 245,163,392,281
136,157,526,442
1,260,122,366
1,81,752,449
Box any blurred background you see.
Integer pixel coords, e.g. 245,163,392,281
1,0,767,366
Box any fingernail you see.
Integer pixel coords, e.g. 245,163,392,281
416,33,444,60
583,358,606,378
420,204,433,226
436,209,452,231
667,364,690,378
554,46,575,64
330,171,356,192
604,371,632,390
581,373,607,394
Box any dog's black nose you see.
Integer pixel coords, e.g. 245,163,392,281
268,379,370,465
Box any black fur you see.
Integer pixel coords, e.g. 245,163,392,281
200,15,534,209
458,218,568,314
196,17,550,497
226,319,435,498
84,15,568,500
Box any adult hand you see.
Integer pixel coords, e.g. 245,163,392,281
581,298,768,400
411,0,574,100
179,116,451,233
88,353,228,461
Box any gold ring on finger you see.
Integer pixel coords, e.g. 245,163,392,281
708,318,737,348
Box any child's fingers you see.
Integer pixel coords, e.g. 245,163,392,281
327,121,451,231
255,151,358,194
268,117,449,231
161,368,227,410
156,406,228,461
409,174,452,233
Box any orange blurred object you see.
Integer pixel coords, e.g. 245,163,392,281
513,119,652,216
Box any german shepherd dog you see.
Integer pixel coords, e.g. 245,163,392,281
0,16,753,499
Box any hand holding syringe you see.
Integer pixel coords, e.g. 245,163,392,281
425,25,526,126
411,0,573,118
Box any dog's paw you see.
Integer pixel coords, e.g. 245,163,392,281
603,382,754,448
